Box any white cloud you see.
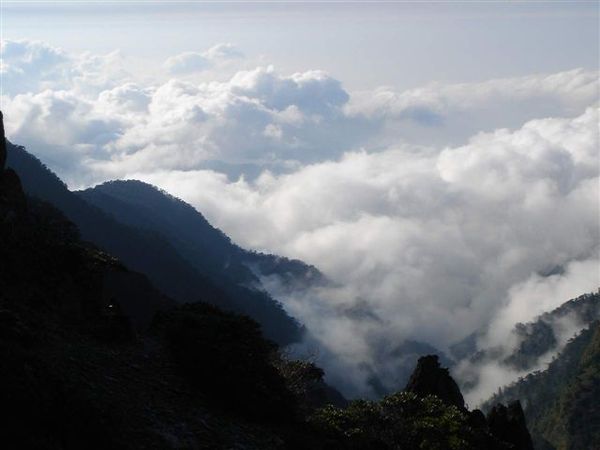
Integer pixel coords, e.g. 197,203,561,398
1,40,131,96
347,68,599,148
486,258,600,350
2,40,599,398
164,43,243,75
204,43,244,60
3,40,598,186
164,52,211,75
1,39,69,94
133,108,599,397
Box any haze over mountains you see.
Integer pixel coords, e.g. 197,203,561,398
7,136,600,412
455,292,600,404
1,3,599,447
485,320,600,450
2,34,598,400
2,111,554,449
2,90,600,447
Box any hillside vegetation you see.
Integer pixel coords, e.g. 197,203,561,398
485,320,600,450
0,113,535,449
7,142,304,346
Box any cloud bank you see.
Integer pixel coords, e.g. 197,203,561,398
134,108,599,396
2,39,599,398
164,43,243,74
3,40,597,185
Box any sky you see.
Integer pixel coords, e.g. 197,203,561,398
1,1,599,401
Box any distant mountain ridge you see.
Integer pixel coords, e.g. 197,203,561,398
6,142,306,345
505,292,600,371
79,179,324,292
484,320,600,449
453,292,600,392
0,112,536,449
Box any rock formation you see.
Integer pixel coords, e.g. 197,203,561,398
404,354,465,409
0,111,6,170
487,400,534,450
0,111,27,218
405,354,535,450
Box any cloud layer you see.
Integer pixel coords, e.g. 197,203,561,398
164,43,243,74
135,107,599,397
3,40,597,186
2,39,599,398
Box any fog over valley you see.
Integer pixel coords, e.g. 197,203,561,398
2,2,598,406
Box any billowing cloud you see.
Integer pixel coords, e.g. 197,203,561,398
203,43,244,60
3,40,598,186
164,52,211,74
347,68,599,147
1,39,131,96
2,39,599,399
1,39,69,94
133,108,599,397
164,43,243,74
4,49,370,184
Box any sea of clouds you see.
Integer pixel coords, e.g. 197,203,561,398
2,39,599,402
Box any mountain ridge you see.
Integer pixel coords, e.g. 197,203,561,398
79,179,324,292
6,142,302,345
0,111,538,449
484,320,600,449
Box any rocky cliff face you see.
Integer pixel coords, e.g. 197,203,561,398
0,111,301,449
404,354,533,450
0,111,5,170
487,401,534,450
405,354,465,409
0,111,26,218
7,141,303,346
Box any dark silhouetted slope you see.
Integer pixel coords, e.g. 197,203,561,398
79,179,323,290
1,111,535,450
311,354,533,450
6,143,301,345
405,355,465,409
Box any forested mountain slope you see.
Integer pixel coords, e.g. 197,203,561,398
453,292,600,392
1,112,534,449
484,320,600,450
6,142,301,345
79,180,323,292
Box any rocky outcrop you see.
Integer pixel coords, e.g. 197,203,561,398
404,354,465,409
405,354,534,450
487,400,534,450
0,111,26,218
0,111,6,170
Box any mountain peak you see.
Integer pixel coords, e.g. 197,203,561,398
0,112,27,216
404,354,465,409
487,401,534,450
1,110,6,170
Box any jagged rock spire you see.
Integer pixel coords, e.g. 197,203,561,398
487,401,534,450
404,354,465,409
0,111,27,217
0,111,6,170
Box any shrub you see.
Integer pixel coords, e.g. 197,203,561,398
154,302,297,422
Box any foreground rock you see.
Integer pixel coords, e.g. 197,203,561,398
0,111,26,218
404,354,465,409
487,401,534,450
